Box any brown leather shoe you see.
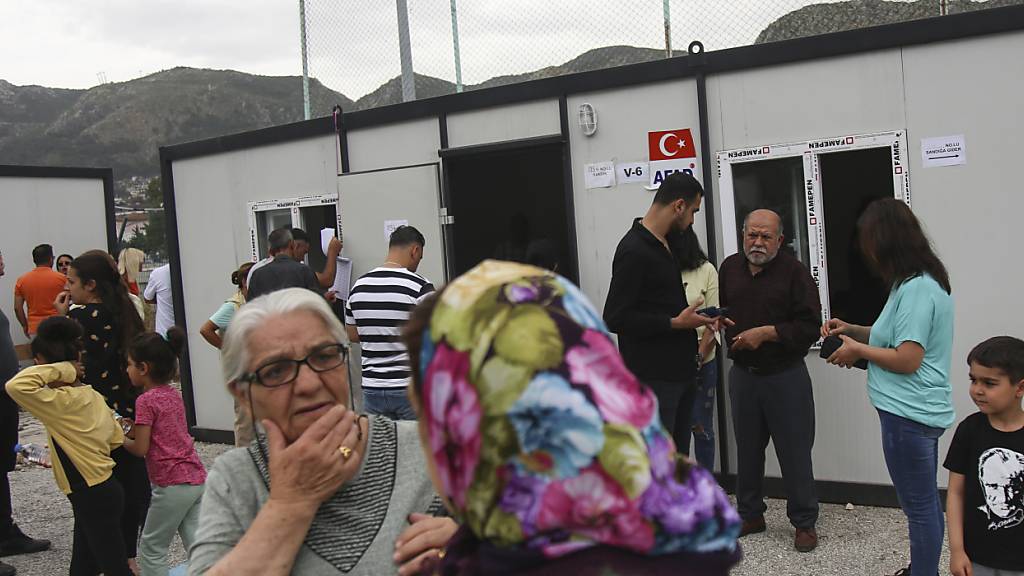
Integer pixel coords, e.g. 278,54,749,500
794,527,818,552
739,516,766,537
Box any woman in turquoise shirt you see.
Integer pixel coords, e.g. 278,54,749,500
823,198,954,576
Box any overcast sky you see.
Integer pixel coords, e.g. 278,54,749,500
2,0,855,98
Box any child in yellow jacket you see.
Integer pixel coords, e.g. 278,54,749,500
5,316,131,576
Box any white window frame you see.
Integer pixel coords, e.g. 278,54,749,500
247,193,341,262
716,130,911,324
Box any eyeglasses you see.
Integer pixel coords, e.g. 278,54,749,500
241,343,348,388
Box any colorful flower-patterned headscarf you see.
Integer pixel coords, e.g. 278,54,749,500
420,260,740,561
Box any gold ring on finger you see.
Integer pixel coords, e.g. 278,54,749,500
339,446,352,460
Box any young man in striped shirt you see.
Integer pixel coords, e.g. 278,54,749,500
344,226,434,420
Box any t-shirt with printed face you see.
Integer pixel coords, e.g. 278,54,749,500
944,411,1024,571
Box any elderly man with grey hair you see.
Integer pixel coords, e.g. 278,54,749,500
246,227,321,300
719,209,823,553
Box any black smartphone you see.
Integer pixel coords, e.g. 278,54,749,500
697,306,729,318
819,335,868,370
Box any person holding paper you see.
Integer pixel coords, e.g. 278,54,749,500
289,228,343,290
344,226,433,420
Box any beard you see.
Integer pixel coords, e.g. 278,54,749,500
745,248,776,266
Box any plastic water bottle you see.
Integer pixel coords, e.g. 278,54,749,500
16,443,51,468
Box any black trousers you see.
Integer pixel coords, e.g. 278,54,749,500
729,361,819,529
111,448,150,558
645,378,696,447
0,386,18,537
0,474,11,537
68,477,131,576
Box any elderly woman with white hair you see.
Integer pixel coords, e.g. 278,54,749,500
188,288,457,576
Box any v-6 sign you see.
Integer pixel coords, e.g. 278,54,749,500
647,128,701,188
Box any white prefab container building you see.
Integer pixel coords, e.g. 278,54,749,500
161,7,1024,506
0,166,116,347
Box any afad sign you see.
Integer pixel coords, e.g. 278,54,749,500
648,128,701,188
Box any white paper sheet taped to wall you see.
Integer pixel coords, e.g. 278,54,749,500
384,219,409,244
921,135,966,168
584,162,615,189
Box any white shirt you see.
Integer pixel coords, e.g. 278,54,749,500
143,264,174,336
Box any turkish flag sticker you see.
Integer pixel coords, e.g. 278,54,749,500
648,129,697,161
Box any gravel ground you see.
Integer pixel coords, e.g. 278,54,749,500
5,413,949,576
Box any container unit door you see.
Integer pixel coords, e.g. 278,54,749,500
717,130,910,331
336,164,446,286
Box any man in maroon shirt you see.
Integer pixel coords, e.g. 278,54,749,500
720,209,822,553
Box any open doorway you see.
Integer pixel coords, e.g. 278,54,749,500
297,202,338,272
819,148,892,327
443,142,577,282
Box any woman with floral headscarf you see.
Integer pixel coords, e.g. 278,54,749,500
402,260,742,576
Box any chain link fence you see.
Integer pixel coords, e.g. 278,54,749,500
302,0,1020,112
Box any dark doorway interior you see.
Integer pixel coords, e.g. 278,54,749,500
300,203,338,273
730,156,809,265
444,143,577,283
819,147,892,326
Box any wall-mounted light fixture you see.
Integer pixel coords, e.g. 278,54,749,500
578,103,597,136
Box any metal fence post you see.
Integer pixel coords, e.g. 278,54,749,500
451,0,464,92
299,0,311,119
397,0,417,102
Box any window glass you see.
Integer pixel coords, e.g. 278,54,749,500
730,157,810,265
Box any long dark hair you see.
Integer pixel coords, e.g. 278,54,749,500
31,316,84,364
127,327,186,384
71,251,145,353
673,227,709,272
857,198,951,294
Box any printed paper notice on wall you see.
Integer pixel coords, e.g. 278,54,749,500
616,161,649,184
921,135,966,168
584,162,615,189
384,219,409,244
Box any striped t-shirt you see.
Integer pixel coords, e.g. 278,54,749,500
344,267,434,389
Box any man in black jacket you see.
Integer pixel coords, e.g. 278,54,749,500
603,173,718,439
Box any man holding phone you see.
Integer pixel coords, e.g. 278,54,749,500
603,173,719,440
720,209,823,553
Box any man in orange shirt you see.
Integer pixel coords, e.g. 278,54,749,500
13,244,67,338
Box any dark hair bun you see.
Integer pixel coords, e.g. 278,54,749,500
36,316,83,342
231,270,241,286
165,326,186,357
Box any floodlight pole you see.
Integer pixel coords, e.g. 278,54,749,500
663,0,672,57
397,0,417,102
451,0,464,92
299,0,311,119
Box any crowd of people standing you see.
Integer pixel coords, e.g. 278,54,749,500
0,172,1020,576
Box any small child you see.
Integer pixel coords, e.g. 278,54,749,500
121,328,206,576
5,316,131,575
944,336,1024,576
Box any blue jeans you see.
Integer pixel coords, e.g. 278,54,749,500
877,409,945,576
363,388,417,420
689,360,718,469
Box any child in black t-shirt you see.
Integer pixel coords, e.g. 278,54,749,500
944,336,1024,576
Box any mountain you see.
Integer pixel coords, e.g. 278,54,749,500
351,46,682,109
0,68,353,189
2,0,1017,192
756,0,1024,44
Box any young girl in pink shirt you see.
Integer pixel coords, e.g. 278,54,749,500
122,328,206,576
